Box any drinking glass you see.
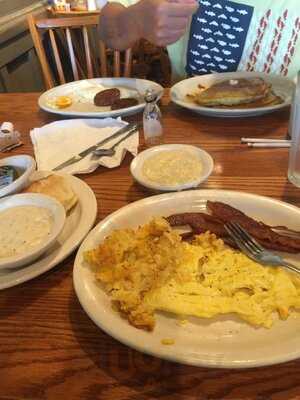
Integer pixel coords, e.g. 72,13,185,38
288,72,300,187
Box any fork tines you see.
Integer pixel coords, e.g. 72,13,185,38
224,222,264,254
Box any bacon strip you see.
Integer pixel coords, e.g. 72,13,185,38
167,202,300,253
166,212,227,237
166,212,238,249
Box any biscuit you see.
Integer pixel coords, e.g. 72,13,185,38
23,174,78,212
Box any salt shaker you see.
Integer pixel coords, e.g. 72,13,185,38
143,89,163,147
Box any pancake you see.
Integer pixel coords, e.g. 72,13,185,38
193,78,271,106
216,91,283,109
23,174,78,212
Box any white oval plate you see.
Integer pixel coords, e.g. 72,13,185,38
170,72,294,118
0,193,66,270
38,78,164,118
0,155,36,198
74,189,300,368
130,144,214,191
0,172,97,289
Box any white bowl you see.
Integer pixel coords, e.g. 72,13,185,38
0,155,36,198
130,144,214,192
0,193,66,270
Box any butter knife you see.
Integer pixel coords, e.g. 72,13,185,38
53,122,138,171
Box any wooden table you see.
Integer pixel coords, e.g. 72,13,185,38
1,92,300,400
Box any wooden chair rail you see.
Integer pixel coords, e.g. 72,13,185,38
27,14,132,89
35,16,99,29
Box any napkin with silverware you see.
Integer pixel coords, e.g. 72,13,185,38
30,118,139,174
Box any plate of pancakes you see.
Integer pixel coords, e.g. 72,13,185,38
171,72,294,118
39,78,163,118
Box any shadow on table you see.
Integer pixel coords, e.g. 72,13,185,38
68,292,215,398
0,253,73,319
68,291,300,399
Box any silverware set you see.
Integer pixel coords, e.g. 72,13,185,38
53,122,138,171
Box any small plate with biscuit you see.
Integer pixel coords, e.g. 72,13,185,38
171,71,294,118
39,78,164,118
0,172,97,290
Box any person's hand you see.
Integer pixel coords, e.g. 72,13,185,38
134,0,198,46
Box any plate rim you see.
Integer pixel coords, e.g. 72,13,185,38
0,173,97,290
38,77,164,117
73,189,300,369
170,71,294,117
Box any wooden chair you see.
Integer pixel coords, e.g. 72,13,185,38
27,14,132,89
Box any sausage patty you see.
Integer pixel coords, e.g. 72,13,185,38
111,98,139,110
94,88,121,107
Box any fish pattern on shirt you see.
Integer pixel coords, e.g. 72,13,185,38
186,0,254,75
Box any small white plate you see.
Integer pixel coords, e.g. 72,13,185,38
0,172,97,290
0,193,66,269
74,189,300,368
38,78,164,118
0,155,36,198
130,144,214,191
170,72,294,118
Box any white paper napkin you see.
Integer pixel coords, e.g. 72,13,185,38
30,118,139,175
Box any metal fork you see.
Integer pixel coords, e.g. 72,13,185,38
224,222,300,275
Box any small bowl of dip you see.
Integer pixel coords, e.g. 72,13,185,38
0,193,66,269
0,155,36,198
130,144,214,192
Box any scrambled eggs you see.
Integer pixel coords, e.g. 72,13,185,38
84,218,300,331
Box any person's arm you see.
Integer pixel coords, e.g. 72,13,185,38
99,0,198,50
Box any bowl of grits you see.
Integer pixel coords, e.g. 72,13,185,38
130,144,214,192
0,193,66,269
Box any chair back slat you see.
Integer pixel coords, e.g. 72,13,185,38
27,14,133,88
99,39,108,77
124,49,132,77
27,14,54,89
49,29,66,84
65,28,79,81
82,27,93,78
113,50,121,78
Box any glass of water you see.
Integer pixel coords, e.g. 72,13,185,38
288,71,300,187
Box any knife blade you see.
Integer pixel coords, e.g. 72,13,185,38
53,122,138,171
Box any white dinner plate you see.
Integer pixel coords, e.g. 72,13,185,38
38,78,164,118
74,189,300,368
170,72,294,118
0,173,97,290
